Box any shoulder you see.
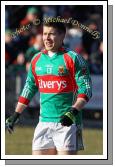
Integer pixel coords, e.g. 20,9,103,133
64,47,82,61
64,47,87,66
31,51,42,62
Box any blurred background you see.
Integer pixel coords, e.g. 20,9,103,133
5,5,103,155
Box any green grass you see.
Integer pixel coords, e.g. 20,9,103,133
78,128,103,155
5,126,103,155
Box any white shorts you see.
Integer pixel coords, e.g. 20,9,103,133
32,122,84,151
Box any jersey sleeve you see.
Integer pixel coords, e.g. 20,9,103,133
18,63,38,106
75,54,92,102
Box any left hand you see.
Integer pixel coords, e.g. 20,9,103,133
60,107,79,126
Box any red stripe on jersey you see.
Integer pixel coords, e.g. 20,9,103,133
37,75,73,93
77,94,89,102
64,53,78,91
18,96,30,105
31,53,41,85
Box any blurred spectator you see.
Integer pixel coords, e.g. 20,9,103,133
5,29,19,68
64,27,83,53
82,22,98,55
12,52,26,94
42,6,56,19
16,52,25,67
20,7,39,26
58,6,72,19
89,14,103,34
89,41,103,74
25,34,44,72
82,14,102,55
20,7,41,37
10,7,42,55
11,52,26,75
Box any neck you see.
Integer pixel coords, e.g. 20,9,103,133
49,45,64,53
48,50,57,54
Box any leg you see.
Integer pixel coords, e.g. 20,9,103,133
53,124,77,155
32,148,57,155
32,122,56,155
57,150,77,155
57,125,84,155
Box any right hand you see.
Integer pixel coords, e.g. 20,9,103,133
5,112,20,134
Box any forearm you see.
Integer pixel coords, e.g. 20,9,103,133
72,98,87,111
15,102,27,113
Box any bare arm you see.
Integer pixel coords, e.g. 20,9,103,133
15,102,27,113
72,98,87,111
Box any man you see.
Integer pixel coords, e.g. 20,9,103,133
6,21,92,155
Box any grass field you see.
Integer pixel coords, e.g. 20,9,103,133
5,126,103,155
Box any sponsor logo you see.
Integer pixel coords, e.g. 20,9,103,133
37,75,74,93
38,79,67,90
36,67,42,71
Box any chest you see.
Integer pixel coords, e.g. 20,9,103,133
35,54,69,76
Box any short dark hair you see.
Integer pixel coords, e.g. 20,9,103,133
43,20,66,35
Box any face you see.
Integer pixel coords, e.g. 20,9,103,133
27,13,37,21
43,26,65,52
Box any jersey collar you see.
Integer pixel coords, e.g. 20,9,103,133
42,46,66,55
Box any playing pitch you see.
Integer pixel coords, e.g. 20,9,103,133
5,126,103,155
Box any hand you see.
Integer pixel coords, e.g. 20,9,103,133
60,107,79,126
5,112,20,134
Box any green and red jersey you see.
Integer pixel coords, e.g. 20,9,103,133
18,47,92,123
